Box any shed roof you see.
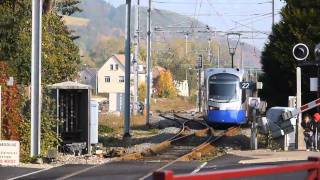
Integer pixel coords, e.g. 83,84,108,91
49,81,91,89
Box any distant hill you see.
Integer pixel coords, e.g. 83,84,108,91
67,0,261,68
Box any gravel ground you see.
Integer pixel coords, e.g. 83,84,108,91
158,127,181,134
217,128,251,151
16,118,252,169
17,154,111,169
124,127,181,154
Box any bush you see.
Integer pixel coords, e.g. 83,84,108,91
19,89,60,160
99,125,114,134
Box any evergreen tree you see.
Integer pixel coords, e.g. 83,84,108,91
261,0,320,106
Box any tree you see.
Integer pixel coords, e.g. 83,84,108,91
55,0,82,15
138,83,146,102
0,0,81,85
90,36,124,67
0,0,81,158
156,71,177,98
261,0,320,107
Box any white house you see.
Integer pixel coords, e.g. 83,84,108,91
97,54,146,113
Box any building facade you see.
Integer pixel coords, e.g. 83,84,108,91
97,54,147,113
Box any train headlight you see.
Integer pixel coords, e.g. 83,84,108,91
209,106,219,110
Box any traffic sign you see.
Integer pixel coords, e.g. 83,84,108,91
240,81,253,89
292,43,309,61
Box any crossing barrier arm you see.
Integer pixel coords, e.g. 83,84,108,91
282,98,320,120
153,157,320,180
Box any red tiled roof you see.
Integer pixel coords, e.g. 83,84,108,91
114,54,125,66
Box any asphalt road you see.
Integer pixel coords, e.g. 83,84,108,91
1,154,310,180
0,166,40,180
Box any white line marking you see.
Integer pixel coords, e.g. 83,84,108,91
8,167,53,180
191,162,207,174
57,165,99,180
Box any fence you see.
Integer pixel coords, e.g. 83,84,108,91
153,157,320,180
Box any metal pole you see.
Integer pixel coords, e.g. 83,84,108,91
208,38,211,64
133,0,140,115
31,0,43,157
296,67,305,150
240,42,243,69
124,0,131,137
317,66,320,150
198,69,201,112
185,34,188,55
146,0,151,126
317,66,320,112
56,89,59,140
231,53,234,68
272,0,274,26
217,46,220,68
0,85,1,140
251,108,258,150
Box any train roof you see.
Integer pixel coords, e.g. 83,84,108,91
204,68,244,77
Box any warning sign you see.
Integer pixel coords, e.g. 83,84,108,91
0,140,19,166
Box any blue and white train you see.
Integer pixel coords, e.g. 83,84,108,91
202,68,247,125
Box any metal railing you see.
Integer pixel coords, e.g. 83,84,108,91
153,157,320,180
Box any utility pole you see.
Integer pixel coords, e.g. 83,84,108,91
272,0,275,26
217,45,220,68
185,33,188,55
31,0,43,157
197,55,203,112
133,0,140,115
124,0,131,137
208,38,212,64
146,0,151,126
240,42,244,69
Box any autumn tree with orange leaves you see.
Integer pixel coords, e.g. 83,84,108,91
156,71,177,98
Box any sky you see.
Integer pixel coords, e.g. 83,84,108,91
104,0,286,50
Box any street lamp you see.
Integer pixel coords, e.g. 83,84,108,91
227,33,241,68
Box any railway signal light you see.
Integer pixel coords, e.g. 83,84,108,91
196,54,203,69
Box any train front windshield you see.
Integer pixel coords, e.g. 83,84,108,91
208,73,239,102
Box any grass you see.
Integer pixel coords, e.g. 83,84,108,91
99,114,147,131
151,97,195,113
97,97,195,147
99,97,195,131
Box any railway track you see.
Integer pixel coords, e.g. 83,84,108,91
138,113,241,179
119,113,209,161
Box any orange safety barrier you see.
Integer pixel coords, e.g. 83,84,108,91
153,157,320,180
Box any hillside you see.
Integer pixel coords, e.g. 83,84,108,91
67,0,261,68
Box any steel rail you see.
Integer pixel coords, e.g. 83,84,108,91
139,115,241,180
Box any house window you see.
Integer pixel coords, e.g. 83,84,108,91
110,64,113,70
105,76,110,83
115,64,119,70
119,76,124,83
